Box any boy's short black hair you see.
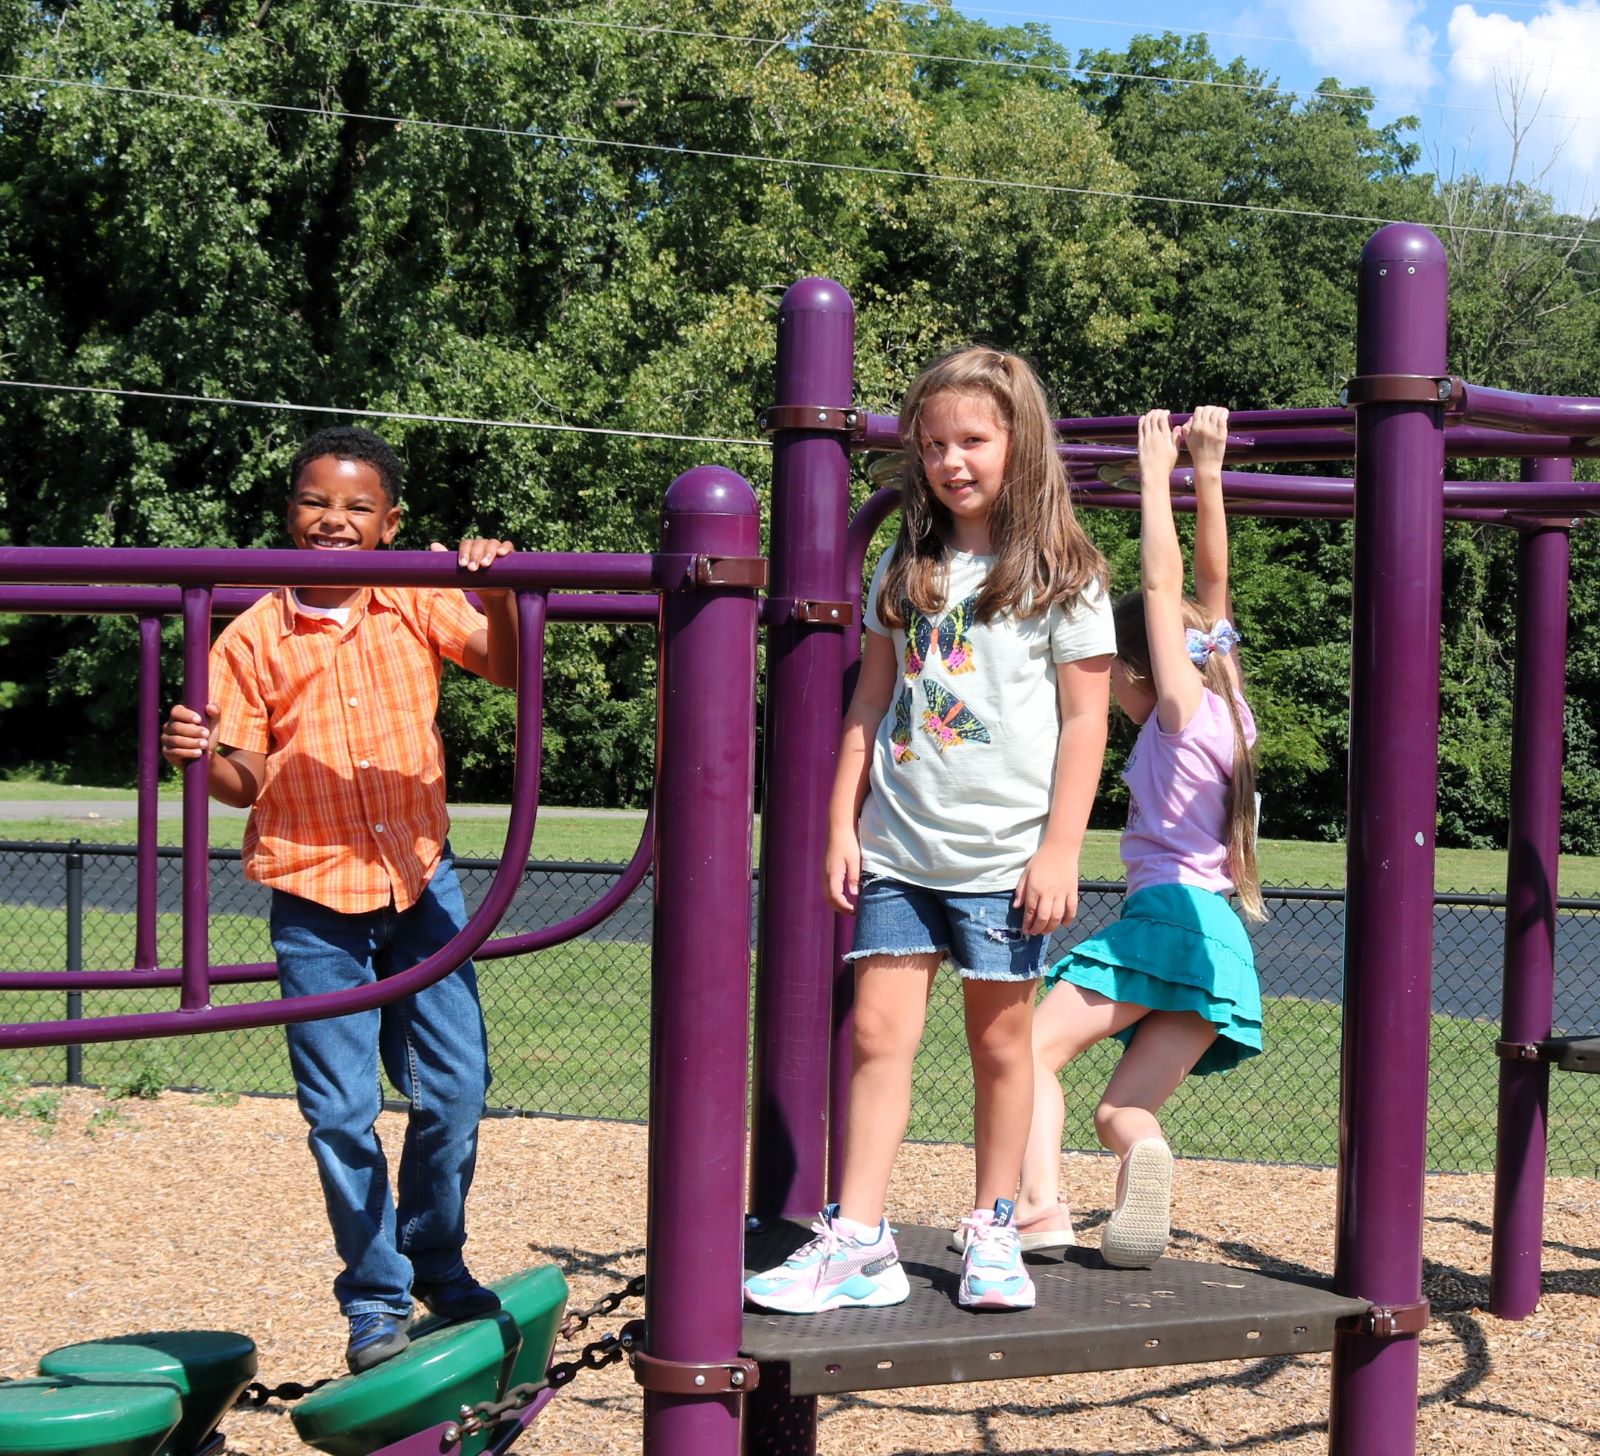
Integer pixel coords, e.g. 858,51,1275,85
290,426,404,505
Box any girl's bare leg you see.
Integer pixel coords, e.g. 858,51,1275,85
1019,982,1149,1226
1094,1008,1218,1159
835,953,941,1228
963,976,1040,1211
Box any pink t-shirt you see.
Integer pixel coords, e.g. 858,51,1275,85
1120,687,1257,897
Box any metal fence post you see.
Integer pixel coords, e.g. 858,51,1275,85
65,838,83,1086
644,467,760,1456
1490,474,1570,1320
1330,223,1448,1455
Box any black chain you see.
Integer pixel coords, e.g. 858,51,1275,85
458,1319,643,1437
558,1273,646,1340
230,1275,647,1422
235,1377,333,1408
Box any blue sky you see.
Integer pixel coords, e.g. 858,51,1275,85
956,0,1600,212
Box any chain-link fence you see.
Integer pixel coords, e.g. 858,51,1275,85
2,840,1597,1175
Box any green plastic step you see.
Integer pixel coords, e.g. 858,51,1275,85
291,1311,522,1456
0,1375,180,1456
38,1330,257,1456
411,1265,570,1394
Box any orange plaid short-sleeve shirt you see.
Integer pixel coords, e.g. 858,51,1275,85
210,586,485,914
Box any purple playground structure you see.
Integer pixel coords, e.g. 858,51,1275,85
0,222,1595,1456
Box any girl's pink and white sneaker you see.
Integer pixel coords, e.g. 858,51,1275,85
957,1200,1036,1311
744,1205,909,1315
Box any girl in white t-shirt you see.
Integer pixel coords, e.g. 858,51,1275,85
1017,406,1264,1272
744,347,1116,1316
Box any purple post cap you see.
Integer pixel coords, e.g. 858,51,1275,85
780,277,855,319
664,465,758,516
1360,222,1446,269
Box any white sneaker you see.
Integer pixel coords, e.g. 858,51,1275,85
744,1204,910,1314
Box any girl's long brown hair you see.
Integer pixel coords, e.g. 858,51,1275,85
1111,592,1265,922
878,347,1106,626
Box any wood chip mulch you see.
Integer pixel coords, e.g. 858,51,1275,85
0,1090,1595,1454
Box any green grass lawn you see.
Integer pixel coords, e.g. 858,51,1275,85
4,808,1600,893
3,902,1596,1177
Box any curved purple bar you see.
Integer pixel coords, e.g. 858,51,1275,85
3,806,658,989
0,547,658,592
845,487,902,595
0,592,549,1050
478,804,656,959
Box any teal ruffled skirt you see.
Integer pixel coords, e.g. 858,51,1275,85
1044,882,1262,1075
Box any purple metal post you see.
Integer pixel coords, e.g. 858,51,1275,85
1490,458,1571,1319
136,616,161,971
644,468,759,1456
1330,224,1447,1454
751,279,855,1220
180,587,211,1011
746,280,854,1456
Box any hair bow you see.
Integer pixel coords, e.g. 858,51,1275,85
1185,619,1241,667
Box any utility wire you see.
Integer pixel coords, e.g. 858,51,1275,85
9,71,1599,245
0,378,770,448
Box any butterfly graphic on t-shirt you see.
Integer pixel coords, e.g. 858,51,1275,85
890,686,919,764
920,679,991,752
901,592,980,679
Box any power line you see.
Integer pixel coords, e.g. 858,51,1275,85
10,70,1599,245
0,378,770,448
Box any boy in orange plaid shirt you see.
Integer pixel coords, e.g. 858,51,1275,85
162,426,517,1373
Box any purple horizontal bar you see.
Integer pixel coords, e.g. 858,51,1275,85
0,546,661,592
1454,382,1600,438
0,593,549,1049
0,583,660,623
859,411,1600,464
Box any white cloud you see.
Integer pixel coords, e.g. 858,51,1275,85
1269,0,1440,106
1445,2,1600,204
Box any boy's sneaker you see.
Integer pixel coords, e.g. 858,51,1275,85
744,1204,910,1314
958,1199,1036,1311
345,1311,410,1373
412,1271,502,1321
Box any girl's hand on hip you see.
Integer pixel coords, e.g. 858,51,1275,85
1014,845,1079,936
1179,405,1229,473
824,827,863,915
1137,409,1179,485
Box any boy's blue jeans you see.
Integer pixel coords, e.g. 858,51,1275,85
269,850,492,1319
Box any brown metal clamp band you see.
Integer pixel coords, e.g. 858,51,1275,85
757,405,866,436
1495,1038,1548,1062
628,1338,761,1395
1341,1298,1431,1338
1339,374,1461,407
656,554,770,591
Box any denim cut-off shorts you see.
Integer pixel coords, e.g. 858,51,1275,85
843,872,1050,982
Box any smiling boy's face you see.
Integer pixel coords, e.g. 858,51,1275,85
286,455,401,553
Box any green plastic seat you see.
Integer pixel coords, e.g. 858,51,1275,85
411,1265,570,1394
291,1311,522,1456
38,1330,257,1456
0,1375,180,1456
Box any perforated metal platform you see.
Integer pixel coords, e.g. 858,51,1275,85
741,1220,1370,1395
1542,1034,1600,1073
